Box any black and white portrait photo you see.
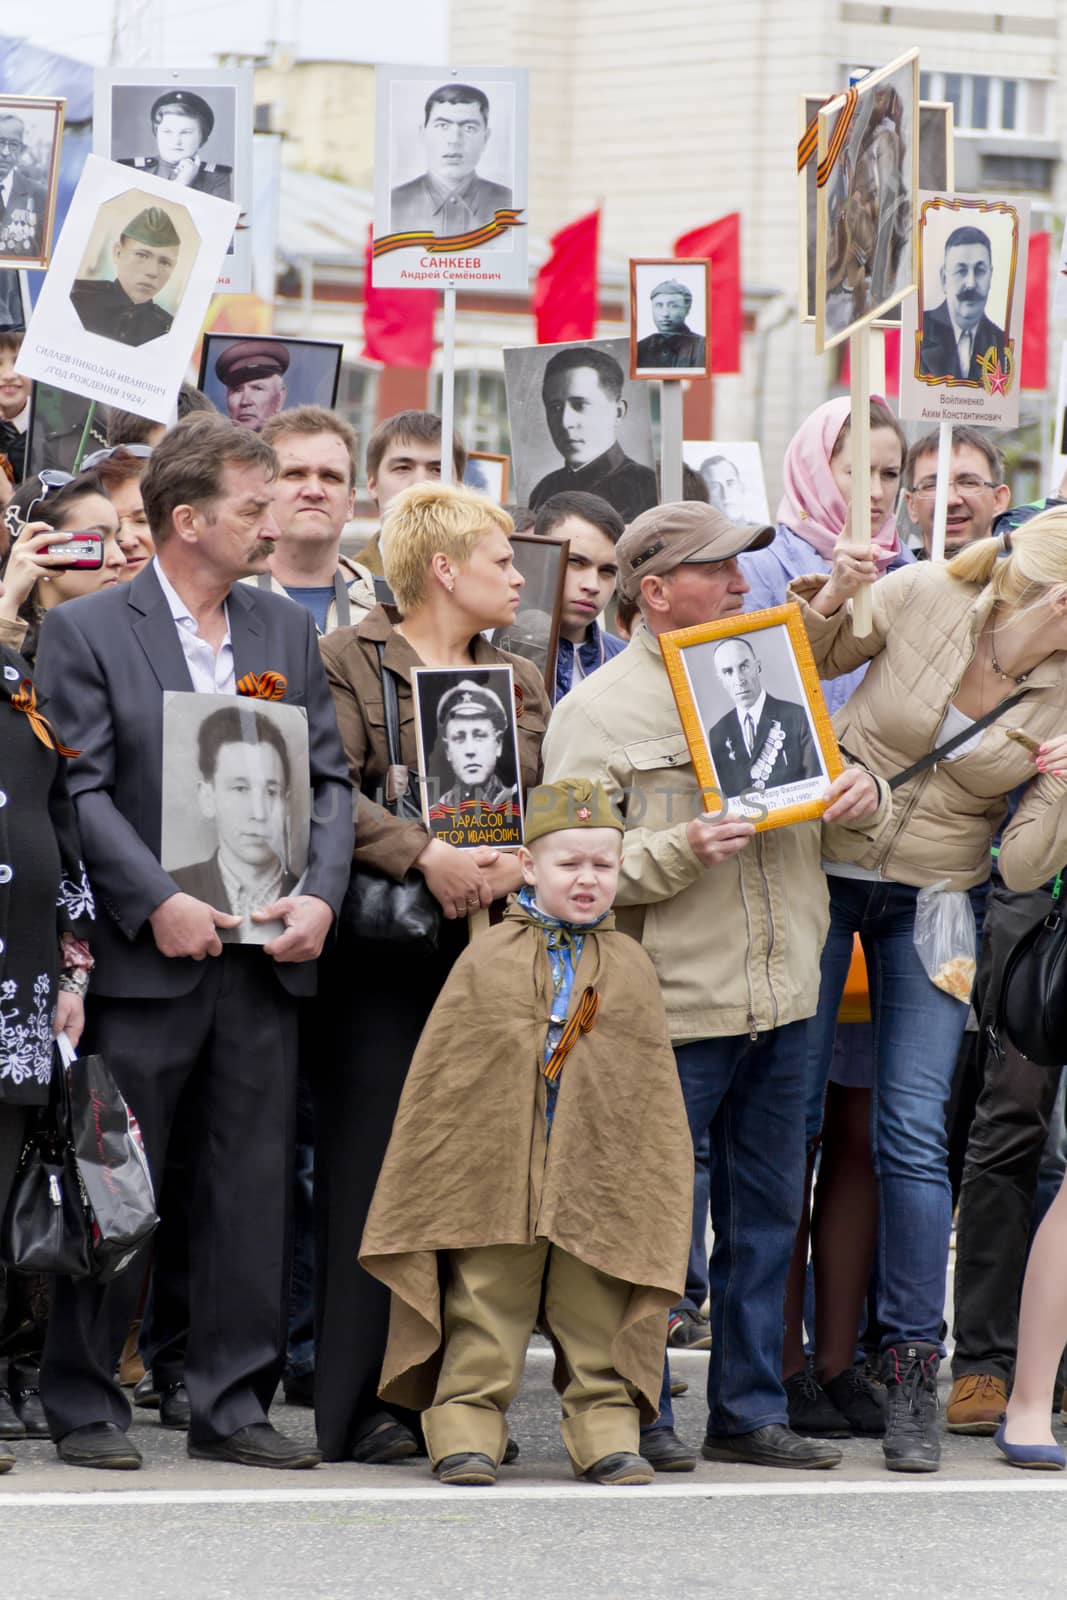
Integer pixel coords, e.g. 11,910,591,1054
412,666,524,849
373,64,528,292
630,259,710,379
489,532,566,693
504,336,657,524
161,694,311,945
661,611,839,830
0,269,26,332
16,155,239,423
683,441,771,525
94,67,253,292
815,51,919,351
199,334,342,432
899,192,1029,431
0,95,64,269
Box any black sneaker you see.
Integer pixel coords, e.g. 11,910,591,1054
822,1365,887,1437
667,1310,712,1350
881,1341,941,1472
784,1368,850,1438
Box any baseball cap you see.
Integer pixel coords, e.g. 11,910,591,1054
615,502,774,600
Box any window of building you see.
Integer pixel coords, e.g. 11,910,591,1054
335,363,379,474
918,71,1049,137
432,369,510,457
980,153,1054,193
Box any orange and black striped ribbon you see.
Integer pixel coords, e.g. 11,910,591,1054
544,986,600,1084
797,87,858,188
10,680,80,757
236,670,287,701
373,209,526,259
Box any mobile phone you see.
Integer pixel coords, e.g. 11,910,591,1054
46,534,104,569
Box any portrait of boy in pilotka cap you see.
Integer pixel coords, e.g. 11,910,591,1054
359,778,693,1488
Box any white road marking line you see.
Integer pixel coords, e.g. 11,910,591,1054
0,1477,1064,1508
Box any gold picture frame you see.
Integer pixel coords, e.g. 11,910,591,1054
814,51,920,353
659,602,842,835
0,94,65,270
799,94,954,328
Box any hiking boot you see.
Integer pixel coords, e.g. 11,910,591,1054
946,1373,1007,1435
667,1310,711,1351
784,1368,850,1438
881,1341,941,1472
822,1364,887,1437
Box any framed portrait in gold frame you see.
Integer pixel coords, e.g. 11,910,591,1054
659,603,842,834
0,94,65,269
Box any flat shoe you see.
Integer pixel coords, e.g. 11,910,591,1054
349,1413,418,1464
57,1423,142,1471
502,1437,519,1465
132,1371,160,1411
702,1423,842,1470
159,1382,191,1431
0,1388,26,1440
640,1426,697,1472
994,1421,1066,1471
188,1423,320,1470
583,1452,654,1485
12,1387,49,1439
435,1451,497,1486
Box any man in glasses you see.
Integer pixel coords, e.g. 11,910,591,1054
0,114,45,259
903,427,1010,558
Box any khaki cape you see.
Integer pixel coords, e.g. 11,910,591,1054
359,907,694,1423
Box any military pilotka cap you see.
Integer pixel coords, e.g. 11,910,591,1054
436,678,508,734
524,779,623,846
122,207,181,248
616,501,774,601
151,90,214,140
215,340,291,387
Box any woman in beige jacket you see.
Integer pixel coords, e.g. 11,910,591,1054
789,509,1067,1476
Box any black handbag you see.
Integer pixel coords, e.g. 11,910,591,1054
999,873,1067,1067
339,642,442,951
0,1058,91,1278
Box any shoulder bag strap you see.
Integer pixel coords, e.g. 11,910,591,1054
888,689,1028,792
333,568,352,630
375,639,417,812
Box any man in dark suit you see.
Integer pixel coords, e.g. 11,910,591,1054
118,90,233,200
390,82,511,240
35,414,352,1472
528,346,658,525
919,225,1007,384
706,637,820,800
0,113,47,258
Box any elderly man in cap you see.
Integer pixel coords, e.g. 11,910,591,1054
70,206,181,347
543,501,889,1472
217,341,290,432
428,678,518,836
119,90,232,199
635,280,706,371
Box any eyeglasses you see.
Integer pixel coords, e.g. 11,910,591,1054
17,469,73,528
0,139,24,154
80,444,154,469
909,475,998,498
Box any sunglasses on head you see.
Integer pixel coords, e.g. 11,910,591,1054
16,469,74,529
80,444,154,469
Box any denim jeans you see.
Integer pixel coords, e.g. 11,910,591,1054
808,876,986,1353
676,1131,711,1316
674,1023,809,1436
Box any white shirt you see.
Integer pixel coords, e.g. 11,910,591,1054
153,558,235,695
0,172,12,211
948,311,976,376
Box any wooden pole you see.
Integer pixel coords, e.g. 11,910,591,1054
660,379,684,501
929,418,954,563
72,401,98,471
848,324,873,637
439,283,457,485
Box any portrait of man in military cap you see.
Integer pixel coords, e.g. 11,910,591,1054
198,333,343,428
630,259,710,379
70,202,184,347
390,81,513,240
413,664,524,848
116,88,233,200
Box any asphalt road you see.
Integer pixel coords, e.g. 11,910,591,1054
2,1349,1064,1600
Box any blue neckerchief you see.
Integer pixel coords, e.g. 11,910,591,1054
518,885,609,1133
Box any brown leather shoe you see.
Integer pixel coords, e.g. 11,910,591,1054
946,1373,1007,1434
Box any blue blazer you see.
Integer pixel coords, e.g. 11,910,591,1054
35,564,352,1000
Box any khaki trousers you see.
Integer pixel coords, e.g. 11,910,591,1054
423,1240,640,1475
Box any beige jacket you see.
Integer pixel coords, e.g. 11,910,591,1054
541,623,891,1042
790,564,1067,892
242,554,375,635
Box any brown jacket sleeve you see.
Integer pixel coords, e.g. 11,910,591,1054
789,564,918,679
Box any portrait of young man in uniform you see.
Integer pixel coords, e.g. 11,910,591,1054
390,81,512,239
417,671,523,847
117,89,233,200
69,204,182,348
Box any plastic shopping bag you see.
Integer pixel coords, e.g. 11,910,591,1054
913,881,977,1003
58,1034,158,1281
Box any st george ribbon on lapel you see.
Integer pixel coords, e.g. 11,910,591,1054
236,670,287,701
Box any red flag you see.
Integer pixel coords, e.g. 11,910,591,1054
1021,230,1049,392
533,210,600,345
361,226,436,368
673,214,742,373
